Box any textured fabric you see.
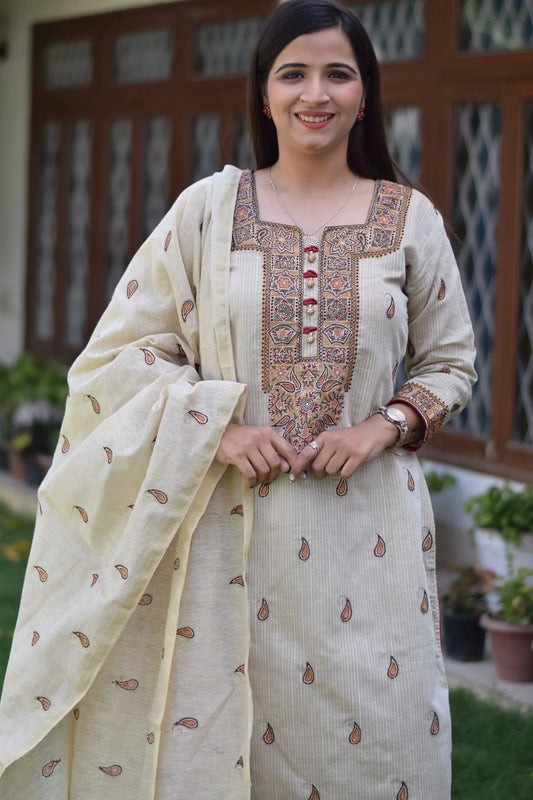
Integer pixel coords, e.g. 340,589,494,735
0,166,476,800
0,165,253,799
227,172,474,799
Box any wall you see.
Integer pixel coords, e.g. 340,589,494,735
0,0,182,365
422,459,521,569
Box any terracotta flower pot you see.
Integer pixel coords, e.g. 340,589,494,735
480,613,533,682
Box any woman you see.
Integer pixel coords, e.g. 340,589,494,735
0,1,476,798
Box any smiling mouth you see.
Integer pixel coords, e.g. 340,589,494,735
296,113,334,123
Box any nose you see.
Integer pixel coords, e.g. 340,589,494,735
300,75,329,105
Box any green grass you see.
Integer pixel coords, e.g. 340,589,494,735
0,502,34,689
450,686,533,799
0,504,532,797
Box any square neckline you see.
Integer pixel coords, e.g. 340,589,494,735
248,168,381,238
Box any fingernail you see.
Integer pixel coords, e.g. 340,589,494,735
301,471,307,481
289,473,296,482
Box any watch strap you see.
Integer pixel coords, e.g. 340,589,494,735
374,405,409,446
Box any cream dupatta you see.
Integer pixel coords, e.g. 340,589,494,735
0,166,254,798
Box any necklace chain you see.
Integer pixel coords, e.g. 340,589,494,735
268,167,359,240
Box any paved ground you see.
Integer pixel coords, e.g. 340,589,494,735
445,642,533,711
1,470,531,711
0,469,38,517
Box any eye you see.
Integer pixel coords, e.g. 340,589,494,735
280,70,304,80
328,70,352,80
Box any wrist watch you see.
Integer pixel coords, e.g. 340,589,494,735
374,405,409,446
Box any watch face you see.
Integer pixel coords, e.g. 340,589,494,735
387,407,406,424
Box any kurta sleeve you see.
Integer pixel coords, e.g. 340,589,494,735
0,171,248,775
392,192,477,447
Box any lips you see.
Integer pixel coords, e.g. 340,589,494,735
296,113,334,123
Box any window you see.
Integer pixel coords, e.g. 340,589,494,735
27,0,267,363
26,0,533,481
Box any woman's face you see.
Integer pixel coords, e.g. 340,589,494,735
264,26,364,161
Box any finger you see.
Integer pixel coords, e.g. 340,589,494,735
320,449,342,473
290,455,305,478
239,459,258,488
292,448,318,478
311,441,348,478
271,435,298,471
339,456,362,479
249,450,280,485
279,456,291,473
273,455,292,477
258,443,287,483
309,455,326,478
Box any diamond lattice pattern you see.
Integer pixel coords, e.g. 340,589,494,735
105,120,132,302
513,103,533,445
65,120,91,348
35,122,60,341
385,107,421,183
44,41,92,88
459,0,533,52
350,1,425,61
143,117,171,238
196,19,265,76
192,115,220,183
232,115,255,171
114,30,173,83
450,104,501,436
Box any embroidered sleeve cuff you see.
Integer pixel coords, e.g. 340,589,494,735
390,382,448,451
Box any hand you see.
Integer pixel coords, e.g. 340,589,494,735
215,423,297,487
291,414,400,481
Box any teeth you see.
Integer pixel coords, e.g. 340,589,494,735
298,114,333,123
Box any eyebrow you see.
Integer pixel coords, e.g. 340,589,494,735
274,61,358,75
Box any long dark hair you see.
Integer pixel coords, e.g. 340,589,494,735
247,0,397,181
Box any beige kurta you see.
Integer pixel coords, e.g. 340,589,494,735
0,166,476,800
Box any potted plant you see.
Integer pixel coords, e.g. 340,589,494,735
0,354,68,485
424,469,457,494
480,557,533,681
9,399,64,484
441,564,494,661
464,484,533,578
